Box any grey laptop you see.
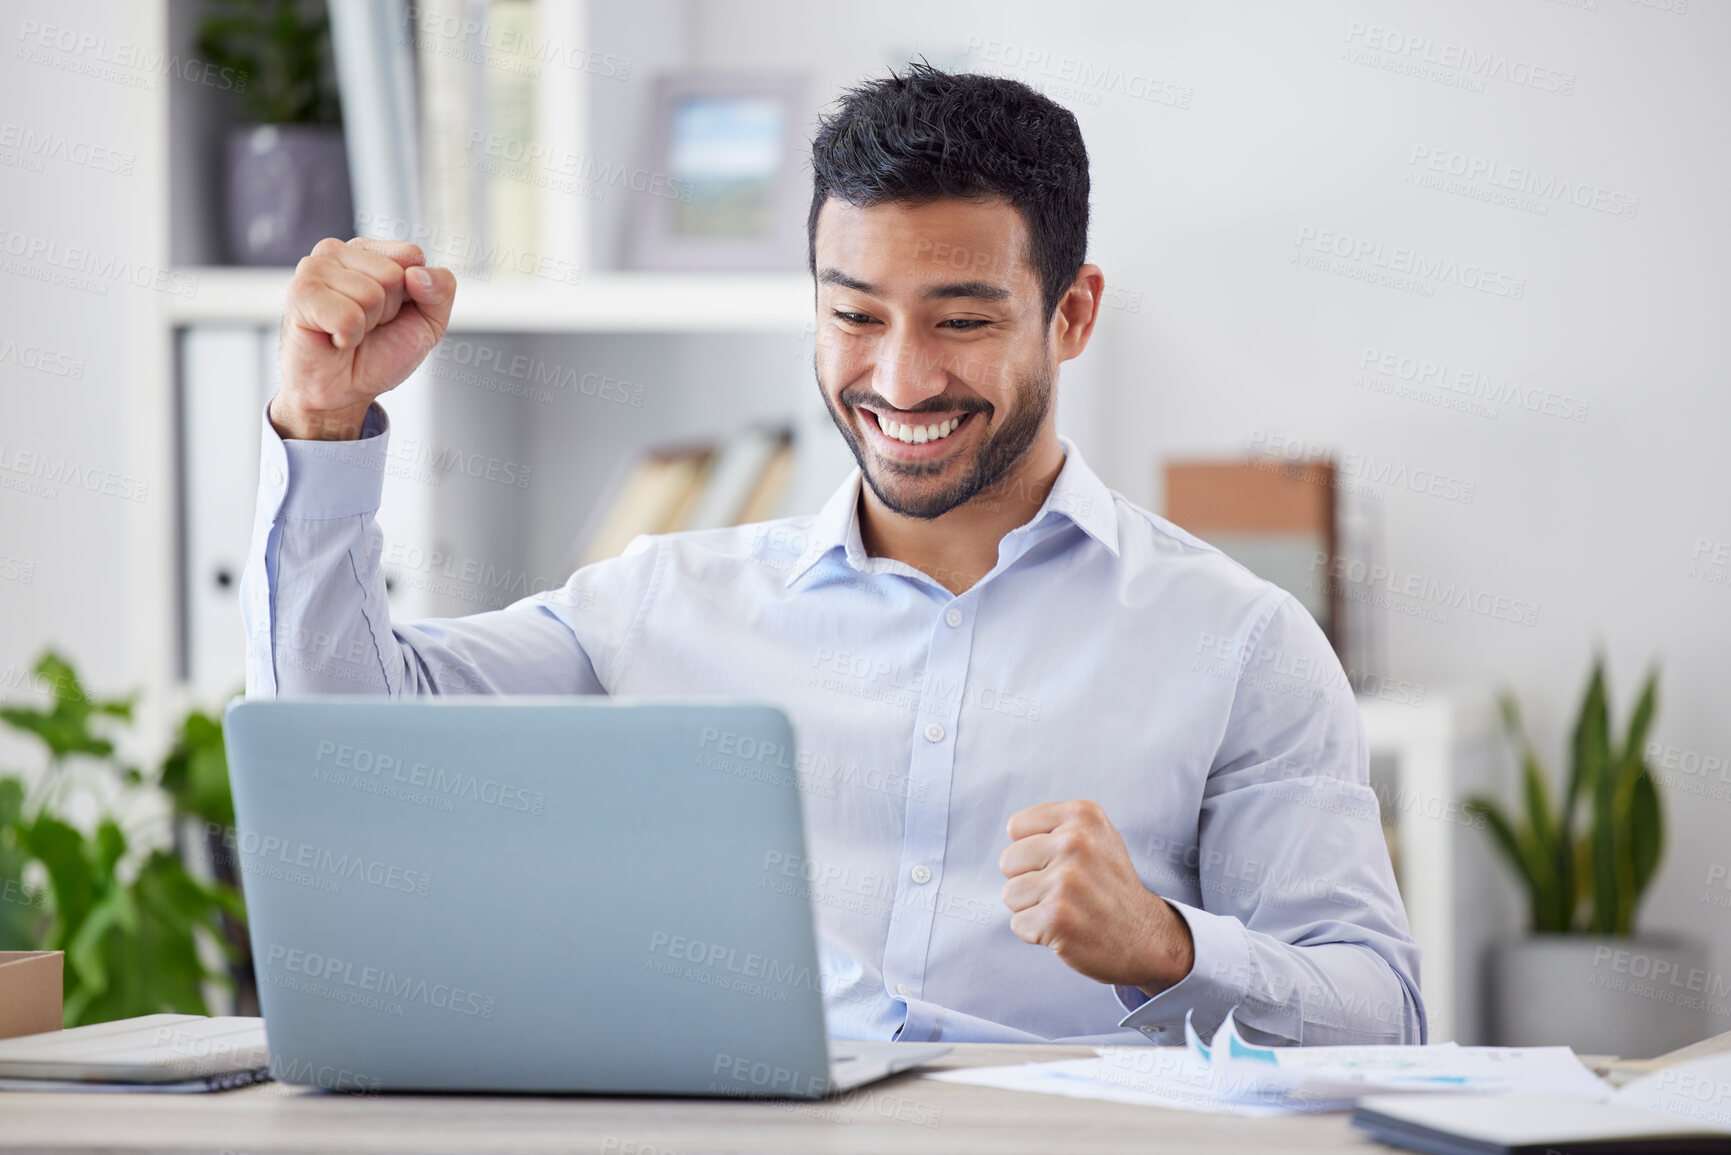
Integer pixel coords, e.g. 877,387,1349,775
223,697,948,1098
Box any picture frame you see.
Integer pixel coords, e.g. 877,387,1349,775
629,72,810,271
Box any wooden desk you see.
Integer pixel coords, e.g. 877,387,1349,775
0,1044,1384,1153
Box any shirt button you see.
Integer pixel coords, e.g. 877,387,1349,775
910,865,932,884
924,722,944,743
896,983,911,997
944,608,963,627
269,464,284,487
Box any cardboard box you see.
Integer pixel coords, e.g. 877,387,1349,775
0,951,62,1040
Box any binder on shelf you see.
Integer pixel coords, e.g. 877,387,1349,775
575,427,799,566
735,438,796,525
578,444,714,566
329,0,422,239
683,426,790,531
481,0,540,278
416,0,486,273
180,326,272,692
333,0,583,279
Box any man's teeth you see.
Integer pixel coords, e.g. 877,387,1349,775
875,413,962,445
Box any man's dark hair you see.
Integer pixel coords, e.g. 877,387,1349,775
807,63,1090,322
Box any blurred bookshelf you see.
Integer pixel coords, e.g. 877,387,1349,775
156,0,846,695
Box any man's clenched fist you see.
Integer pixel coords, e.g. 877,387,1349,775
271,237,458,441
1000,799,1195,996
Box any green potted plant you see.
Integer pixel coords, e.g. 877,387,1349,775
0,653,245,1025
1467,657,1705,1057
197,0,351,265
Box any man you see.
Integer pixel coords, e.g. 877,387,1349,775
244,64,1425,1047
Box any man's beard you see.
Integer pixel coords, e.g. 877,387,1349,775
818,360,1055,521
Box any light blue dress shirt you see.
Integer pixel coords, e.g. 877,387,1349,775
242,404,1426,1047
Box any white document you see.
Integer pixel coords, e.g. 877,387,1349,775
1608,1049,1731,1133
926,1009,1612,1116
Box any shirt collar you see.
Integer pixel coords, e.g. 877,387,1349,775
783,437,1119,589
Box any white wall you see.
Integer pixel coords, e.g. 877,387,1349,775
0,0,173,798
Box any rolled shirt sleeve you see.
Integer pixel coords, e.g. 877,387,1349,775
1114,593,1428,1046
240,401,622,700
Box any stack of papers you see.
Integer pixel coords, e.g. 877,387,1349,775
1354,1049,1731,1152
926,1010,1611,1116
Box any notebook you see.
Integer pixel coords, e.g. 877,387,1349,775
0,1014,268,1092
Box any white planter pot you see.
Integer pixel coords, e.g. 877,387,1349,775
1490,934,1709,1057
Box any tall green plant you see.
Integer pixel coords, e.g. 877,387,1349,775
1466,657,1662,936
0,653,243,1025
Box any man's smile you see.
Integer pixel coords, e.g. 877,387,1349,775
855,405,981,466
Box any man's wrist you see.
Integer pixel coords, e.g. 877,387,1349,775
268,394,373,441
1135,898,1197,998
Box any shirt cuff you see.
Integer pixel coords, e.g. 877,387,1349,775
1113,899,1251,1043
274,402,391,520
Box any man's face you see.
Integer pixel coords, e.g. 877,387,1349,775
812,197,1057,520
